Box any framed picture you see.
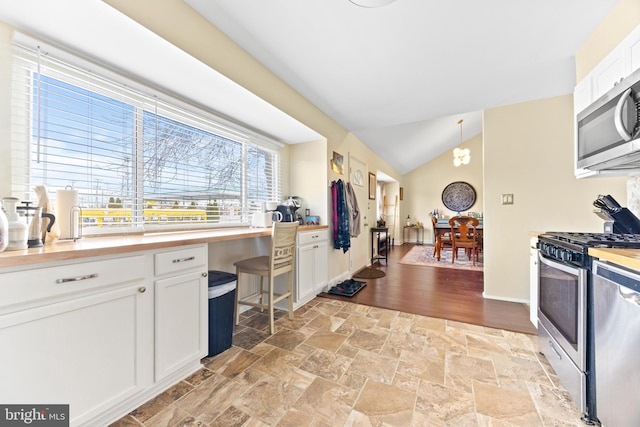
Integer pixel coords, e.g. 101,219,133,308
368,172,376,200
400,187,404,201
331,151,344,174
305,215,320,225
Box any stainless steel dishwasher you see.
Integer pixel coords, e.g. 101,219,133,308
592,260,640,426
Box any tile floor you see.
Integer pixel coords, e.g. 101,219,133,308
112,297,585,426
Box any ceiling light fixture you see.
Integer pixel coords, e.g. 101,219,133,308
349,0,397,8
453,119,470,167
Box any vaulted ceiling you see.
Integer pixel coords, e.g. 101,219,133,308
186,0,618,173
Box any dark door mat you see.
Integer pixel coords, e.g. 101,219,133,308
352,266,386,279
327,279,367,297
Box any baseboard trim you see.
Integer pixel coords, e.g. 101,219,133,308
482,292,529,304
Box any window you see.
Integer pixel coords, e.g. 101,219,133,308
11,38,281,234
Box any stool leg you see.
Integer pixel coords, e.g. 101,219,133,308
287,270,294,320
268,275,275,334
259,276,265,312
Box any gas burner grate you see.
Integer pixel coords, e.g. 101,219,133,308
542,232,640,248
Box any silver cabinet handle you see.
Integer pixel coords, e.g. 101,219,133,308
202,272,208,278
56,273,98,284
172,256,195,264
138,287,146,293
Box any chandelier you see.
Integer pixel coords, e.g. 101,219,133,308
453,119,470,167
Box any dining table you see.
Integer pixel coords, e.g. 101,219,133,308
433,221,483,261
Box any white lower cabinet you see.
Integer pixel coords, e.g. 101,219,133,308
0,244,208,427
296,230,328,305
154,268,208,381
0,255,153,426
152,244,208,384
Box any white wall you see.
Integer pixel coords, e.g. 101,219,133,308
289,140,328,223
483,95,627,301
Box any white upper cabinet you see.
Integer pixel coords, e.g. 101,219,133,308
627,25,640,78
578,24,640,106
591,50,628,101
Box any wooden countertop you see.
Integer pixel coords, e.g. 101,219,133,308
589,247,640,271
0,225,328,269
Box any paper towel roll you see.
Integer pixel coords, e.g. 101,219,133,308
56,188,79,240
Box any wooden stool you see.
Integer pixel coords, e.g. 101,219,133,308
234,222,298,334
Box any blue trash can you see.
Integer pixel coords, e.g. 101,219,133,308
207,270,237,357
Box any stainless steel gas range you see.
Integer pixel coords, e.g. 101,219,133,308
537,232,640,425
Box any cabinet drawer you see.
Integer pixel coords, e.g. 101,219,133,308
0,255,146,312
154,245,207,276
298,230,327,246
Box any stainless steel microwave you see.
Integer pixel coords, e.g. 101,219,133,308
576,67,640,171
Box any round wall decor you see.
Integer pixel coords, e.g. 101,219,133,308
441,181,476,212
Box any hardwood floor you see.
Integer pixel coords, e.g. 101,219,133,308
320,243,537,335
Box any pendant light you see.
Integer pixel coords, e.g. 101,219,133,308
453,119,470,167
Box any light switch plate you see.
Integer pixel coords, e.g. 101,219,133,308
501,194,514,205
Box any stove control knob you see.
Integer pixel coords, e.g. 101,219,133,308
564,250,574,262
558,248,568,261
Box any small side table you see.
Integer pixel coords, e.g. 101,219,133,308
403,225,424,245
371,227,389,264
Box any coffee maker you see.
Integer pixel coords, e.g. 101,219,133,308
17,201,56,247
276,196,303,224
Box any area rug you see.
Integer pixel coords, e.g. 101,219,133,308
399,245,483,271
352,266,386,279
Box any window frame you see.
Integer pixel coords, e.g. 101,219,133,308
11,36,282,235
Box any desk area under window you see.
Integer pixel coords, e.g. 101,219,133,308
0,225,328,269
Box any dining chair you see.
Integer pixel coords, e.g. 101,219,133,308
448,216,480,265
431,215,452,261
234,222,298,334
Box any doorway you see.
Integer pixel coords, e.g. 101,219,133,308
348,155,369,273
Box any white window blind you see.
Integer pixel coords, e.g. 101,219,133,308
10,38,281,234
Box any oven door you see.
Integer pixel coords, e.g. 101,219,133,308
537,253,588,415
537,253,587,369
